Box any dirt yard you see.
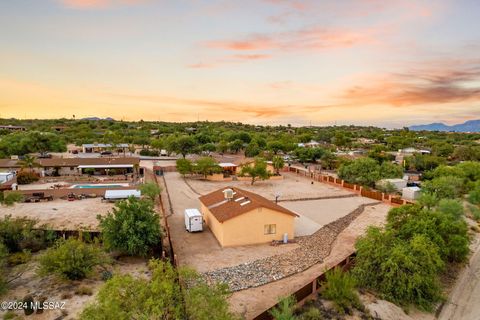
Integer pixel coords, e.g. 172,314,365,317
186,172,353,200
0,199,114,231
282,197,376,236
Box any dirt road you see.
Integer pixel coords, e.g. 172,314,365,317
438,233,480,320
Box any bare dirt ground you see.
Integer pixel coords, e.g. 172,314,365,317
0,199,114,231
437,229,480,320
0,256,149,320
282,197,375,236
186,172,353,200
228,203,391,319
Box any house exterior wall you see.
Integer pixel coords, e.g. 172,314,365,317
200,204,295,247
200,203,224,245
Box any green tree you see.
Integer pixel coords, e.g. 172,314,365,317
422,176,464,199
195,157,221,179
240,158,270,185
245,141,261,157
229,139,244,153
272,155,285,175
176,158,193,177
338,158,381,187
217,140,229,154
139,182,162,203
173,136,196,158
353,228,443,310
98,197,162,256
39,238,109,280
267,141,285,154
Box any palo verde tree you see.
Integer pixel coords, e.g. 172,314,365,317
98,197,162,256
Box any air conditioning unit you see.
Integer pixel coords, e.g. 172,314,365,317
223,188,234,200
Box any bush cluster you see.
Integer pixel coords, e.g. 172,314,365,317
16,171,40,185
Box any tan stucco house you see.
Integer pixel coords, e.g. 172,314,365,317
199,187,298,247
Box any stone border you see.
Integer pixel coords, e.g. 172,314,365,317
203,202,380,291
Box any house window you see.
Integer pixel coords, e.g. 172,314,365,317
264,224,276,235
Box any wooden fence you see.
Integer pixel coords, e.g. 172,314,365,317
253,253,356,320
287,166,412,206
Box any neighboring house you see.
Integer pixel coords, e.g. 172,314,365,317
199,187,298,247
218,163,238,176
297,140,321,148
82,143,129,153
0,157,140,176
0,125,26,131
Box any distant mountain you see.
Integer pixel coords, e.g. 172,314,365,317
410,120,480,132
81,117,114,121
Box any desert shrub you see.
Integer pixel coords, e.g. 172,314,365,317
299,307,323,320
139,149,159,156
80,259,237,320
269,296,296,320
468,182,480,205
7,250,31,266
320,268,361,314
16,171,40,185
75,286,93,296
468,205,480,221
39,238,109,280
0,216,55,253
98,197,162,256
2,192,24,206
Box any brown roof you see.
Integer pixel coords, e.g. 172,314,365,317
199,187,298,223
0,157,140,168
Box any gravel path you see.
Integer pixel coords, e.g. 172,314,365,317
204,202,380,291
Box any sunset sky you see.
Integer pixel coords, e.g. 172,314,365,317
1,0,479,127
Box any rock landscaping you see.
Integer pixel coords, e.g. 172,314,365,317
203,202,380,291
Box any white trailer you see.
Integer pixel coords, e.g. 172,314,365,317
103,189,141,201
185,209,203,232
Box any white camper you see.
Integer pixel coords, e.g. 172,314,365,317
185,208,203,232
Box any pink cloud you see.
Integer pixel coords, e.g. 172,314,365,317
58,0,146,9
204,26,378,53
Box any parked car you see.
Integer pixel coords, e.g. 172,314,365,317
100,151,113,156
38,153,52,158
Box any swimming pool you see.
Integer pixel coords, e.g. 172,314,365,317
70,184,128,189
